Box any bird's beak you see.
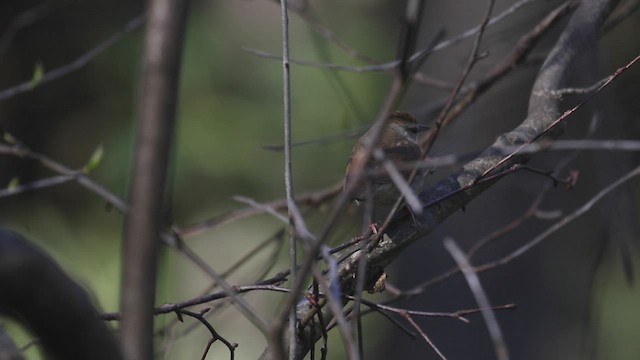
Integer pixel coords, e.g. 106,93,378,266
409,123,430,133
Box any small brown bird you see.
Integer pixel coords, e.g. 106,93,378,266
343,111,428,219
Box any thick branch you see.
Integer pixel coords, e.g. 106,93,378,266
366,0,618,296
119,0,190,359
285,0,620,357
0,229,123,359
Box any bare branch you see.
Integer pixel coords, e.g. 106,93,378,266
119,1,190,358
0,140,127,211
402,313,448,360
0,15,144,102
475,163,640,272
0,174,72,198
0,229,124,359
444,238,509,360
0,3,53,63
246,0,539,75
178,309,237,360
283,1,625,355
176,183,340,237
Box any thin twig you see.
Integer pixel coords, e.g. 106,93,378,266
296,5,623,357
416,0,575,142
401,313,448,360
480,53,640,181
444,238,509,360
175,183,340,237
370,0,497,248
178,309,237,360
312,266,359,360
177,246,270,329
416,53,640,213
102,284,291,321
233,195,289,223
475,164,640,272
421,0,496,157
0,138,269,330
0,174,72,198
602,0,640,32
0,141,127,211
277,1,304,359
348,295,516,324
247,0,538,75
0,3,53,63
374,148,423,215
0,15,144,102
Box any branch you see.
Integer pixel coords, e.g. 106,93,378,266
0,15,144,102
370,0,622,276
0,3,53,64
246,0,538,75
0,134,271,337
285,0,623,355
119,0,190,359
444,238,509,360
0,327,24,360
0,229,123,359
475,163,640,272
178,309,237,360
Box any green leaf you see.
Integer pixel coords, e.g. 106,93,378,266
30,62,45,89
83,144,104,173
3,132,16,144
7,177,19,190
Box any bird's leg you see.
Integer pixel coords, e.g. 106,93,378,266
407,204,420,227
369,221,380,234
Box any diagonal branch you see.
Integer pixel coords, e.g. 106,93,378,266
0,15,144,102
284,0,623,356
364,0,622,280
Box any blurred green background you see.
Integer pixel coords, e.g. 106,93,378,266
1,0,639,359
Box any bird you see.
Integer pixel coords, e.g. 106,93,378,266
343,111,428,221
